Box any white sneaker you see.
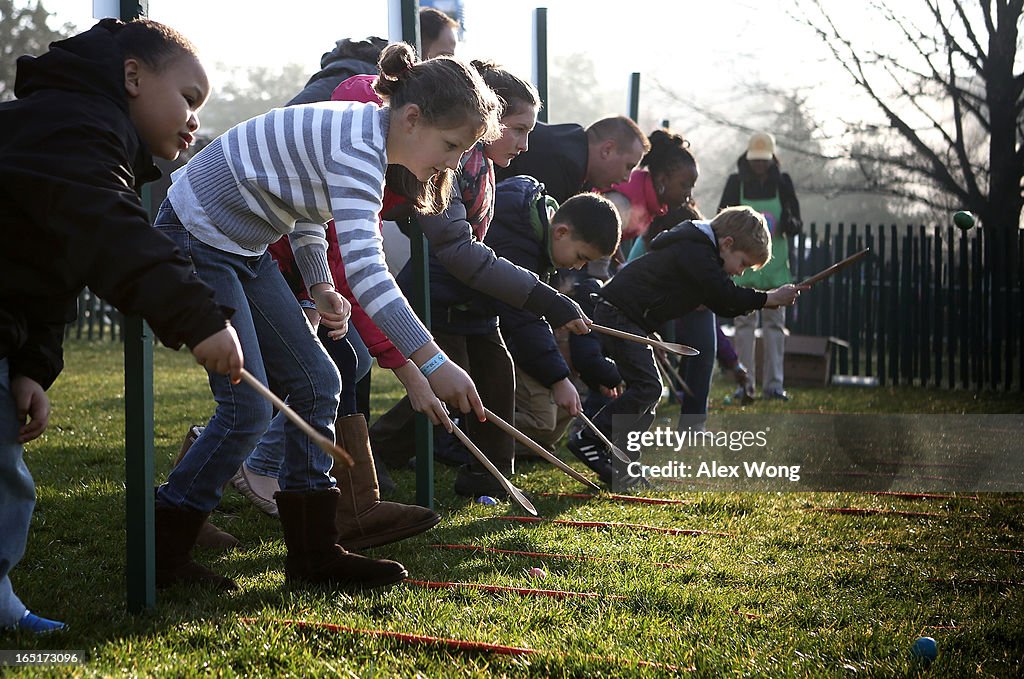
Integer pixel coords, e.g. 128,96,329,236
230,464,280,517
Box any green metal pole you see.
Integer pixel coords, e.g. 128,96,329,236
533,8,548,123
628,72,641,122
123,313,154,613
399,0,421,53
409,218,434,509
119,0,154,613
395,0,434,509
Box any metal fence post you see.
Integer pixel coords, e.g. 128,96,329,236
113,0,155,614
533,8,548,123
123,312,154,613
628,72,640,122
391,0,434,508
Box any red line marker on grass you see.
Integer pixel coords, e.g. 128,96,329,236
806,507,950,518
866,491,979,501
927,577,1024,587
489,515,731,537
832,471,961,483
427,543,687,569
537,492,691,506
404,579,626,600
861,541,1024,555
239,618,691,672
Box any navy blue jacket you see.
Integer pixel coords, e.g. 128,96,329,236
477,176,571,387
494,122,588,204
566,275,621,390
599,221,768,333
286,37,386,106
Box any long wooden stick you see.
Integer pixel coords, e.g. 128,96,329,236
798,248,870,287
239,369,353,467
449,424,538,516
482,408,601,491
576,412,631,464
589,324,699,357
653,350,695,399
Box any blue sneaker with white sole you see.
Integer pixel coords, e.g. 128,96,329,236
18,611,65,634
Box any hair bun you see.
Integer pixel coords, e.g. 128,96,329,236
649,128,688,150
378,42,418,81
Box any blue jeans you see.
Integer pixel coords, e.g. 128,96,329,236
154,206,341,512
348,324,372,385
589,302,663,449
0,358,32,626
245,324,367,479
675,309,717,424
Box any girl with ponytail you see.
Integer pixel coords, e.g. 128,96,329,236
152,41,501,592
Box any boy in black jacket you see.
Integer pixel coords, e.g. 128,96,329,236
569,206,804,487
0,19,243,630
452,175,620,496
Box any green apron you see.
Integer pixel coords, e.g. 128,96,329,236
732,183,792,290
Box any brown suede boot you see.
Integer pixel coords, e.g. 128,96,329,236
195,520,240,551
173,425,240,551
154,504,238,591
275,487,408,589
334,414,440,551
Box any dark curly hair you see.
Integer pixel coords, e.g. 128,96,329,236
641,129,696,180
99,17,198,71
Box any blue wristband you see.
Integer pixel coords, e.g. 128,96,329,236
419,352,447,377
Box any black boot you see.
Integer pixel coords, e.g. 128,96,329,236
154,504,238,591
275,487,408,590
453,466,512,500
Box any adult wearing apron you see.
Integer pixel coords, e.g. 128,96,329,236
718,132,803,400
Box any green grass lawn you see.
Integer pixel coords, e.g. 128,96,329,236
3,341,1023,677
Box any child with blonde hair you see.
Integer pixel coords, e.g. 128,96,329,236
570,206,806,486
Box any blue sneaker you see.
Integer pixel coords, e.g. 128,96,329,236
18,611,65,634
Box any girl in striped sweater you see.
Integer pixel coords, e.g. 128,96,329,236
153,43,500,592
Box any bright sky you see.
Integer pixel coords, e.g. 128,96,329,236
36,0,868,123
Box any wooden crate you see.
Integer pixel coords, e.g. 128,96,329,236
750,332,850,388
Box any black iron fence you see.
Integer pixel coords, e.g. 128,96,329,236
66,289,124,342
789,223,1022,391
66,222,1024,391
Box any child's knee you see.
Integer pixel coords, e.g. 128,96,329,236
633,379,664,407
286,356,341,413
231,401,274,436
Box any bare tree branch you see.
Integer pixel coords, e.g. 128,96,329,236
649,79,847,162
802,0,968,198
931,0,987,74
879,2,990,128
810,181,967,211
946,35,986,205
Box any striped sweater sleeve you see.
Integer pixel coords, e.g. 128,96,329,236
201,102,432,358
289,221,332,290
310,104,432,357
